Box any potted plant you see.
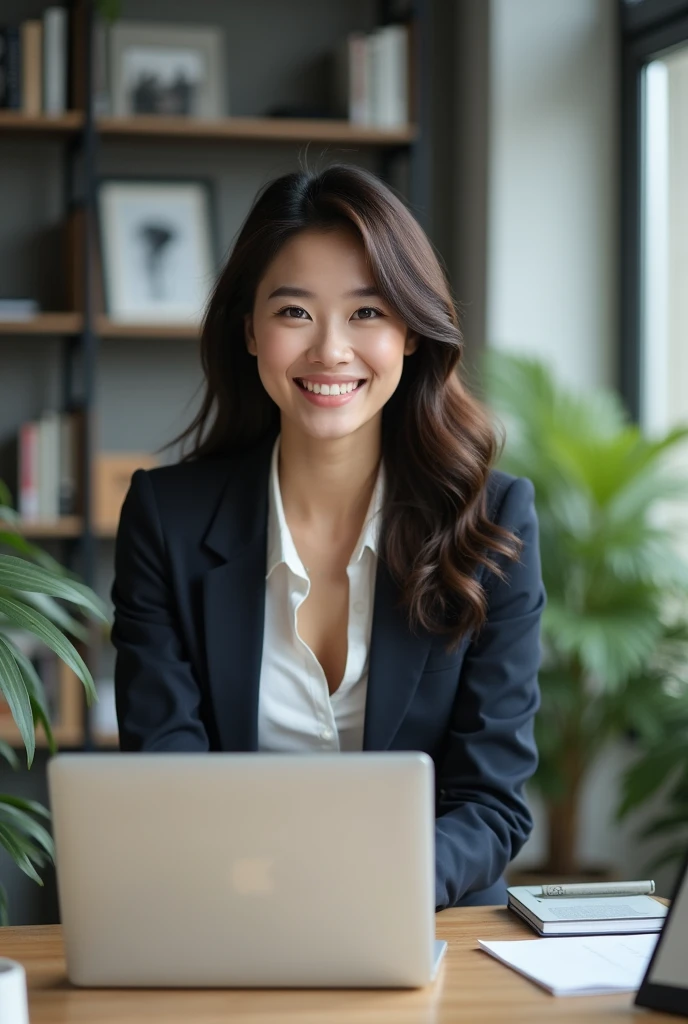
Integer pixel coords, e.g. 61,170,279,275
618,680,688,874
485,352,688,878
0,480,107,923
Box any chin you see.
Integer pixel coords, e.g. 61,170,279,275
291,413,370,443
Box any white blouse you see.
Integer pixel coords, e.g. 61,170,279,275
257,438,383,753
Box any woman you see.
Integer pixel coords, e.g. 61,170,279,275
111,163,545,910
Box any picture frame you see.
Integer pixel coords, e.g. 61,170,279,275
97,178,216,324
109,21,226,119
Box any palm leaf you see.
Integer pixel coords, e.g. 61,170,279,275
0,554,108,622
0,634,34,765
0,739,19,769
0,595,96,703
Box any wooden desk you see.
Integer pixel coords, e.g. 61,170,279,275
0,907,679,1023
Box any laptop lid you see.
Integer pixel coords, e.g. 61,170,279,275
48,751,437,988
635,850,688,1017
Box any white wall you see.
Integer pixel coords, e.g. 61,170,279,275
486,0,618,391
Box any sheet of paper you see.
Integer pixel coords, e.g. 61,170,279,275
478,933,658,996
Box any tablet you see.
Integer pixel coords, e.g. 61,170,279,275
635,850,688,1017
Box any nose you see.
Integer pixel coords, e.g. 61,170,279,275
306,321,353,367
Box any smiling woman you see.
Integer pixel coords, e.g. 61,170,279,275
110,163,546,910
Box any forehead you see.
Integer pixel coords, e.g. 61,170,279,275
259,227,371,287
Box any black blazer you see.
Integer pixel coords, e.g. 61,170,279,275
111,436,545,910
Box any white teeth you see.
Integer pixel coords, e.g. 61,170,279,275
299,379,364,395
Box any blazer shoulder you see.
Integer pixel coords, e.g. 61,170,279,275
484,468,535,525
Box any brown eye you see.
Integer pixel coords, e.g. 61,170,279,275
277,306,310,319
352,307,384,320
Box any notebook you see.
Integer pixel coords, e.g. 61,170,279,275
507,886,668,936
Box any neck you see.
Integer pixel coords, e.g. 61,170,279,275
278,419,381,538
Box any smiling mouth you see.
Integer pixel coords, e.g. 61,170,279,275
294,378,367,396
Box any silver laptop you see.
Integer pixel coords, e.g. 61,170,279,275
48,751,447,988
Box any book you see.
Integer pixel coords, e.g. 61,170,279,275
20,19,42,115
0,27,22,109
0,298,39,319
508,884,668,936
42,6,68,115
38,410,61,520
18,419,39,520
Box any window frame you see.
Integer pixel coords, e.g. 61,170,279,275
620,0,688,419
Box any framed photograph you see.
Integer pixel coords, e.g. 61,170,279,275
109,21,226,118
98,179,216,324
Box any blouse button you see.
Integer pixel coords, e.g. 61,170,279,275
320,727,334,741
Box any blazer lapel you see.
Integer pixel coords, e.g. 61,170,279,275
202,438,274,751
363,561,432,750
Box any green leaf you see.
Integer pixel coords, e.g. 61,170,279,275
0,530,69,575
0,554,108,622
0,802,54,860
4,640,56,753
18,591,90,643
0,634,35,766
0,881,7,925
0,822,43,884
0,595,96,703
0,794,50,819
0,739,19,769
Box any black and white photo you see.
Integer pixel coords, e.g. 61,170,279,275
98,179,215,324
109,22,226,119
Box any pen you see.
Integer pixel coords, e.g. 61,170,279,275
539,880,655,897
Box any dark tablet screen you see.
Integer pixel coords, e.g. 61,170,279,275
635,853,688,1017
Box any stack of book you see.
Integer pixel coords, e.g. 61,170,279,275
333,23,410,127
0,7,69,115
17,409,81,522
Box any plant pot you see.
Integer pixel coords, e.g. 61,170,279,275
506,864,618,887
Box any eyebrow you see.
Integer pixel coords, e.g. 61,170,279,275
267,285,381,300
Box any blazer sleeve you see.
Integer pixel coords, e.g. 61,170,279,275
434,476,544,909
111,469,210,752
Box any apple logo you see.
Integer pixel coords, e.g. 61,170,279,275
230,857,275,895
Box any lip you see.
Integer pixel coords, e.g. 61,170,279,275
293,377,366,407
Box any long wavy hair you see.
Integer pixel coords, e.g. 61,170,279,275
173,163,521,646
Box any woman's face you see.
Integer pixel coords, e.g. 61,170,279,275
245,226,417,443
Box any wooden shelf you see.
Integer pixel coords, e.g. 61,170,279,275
0,313,83,336
92,730,119,748
97,114,417,145
0,721,84,748
5,517,84,539
0,110,84,134
96,317,200,340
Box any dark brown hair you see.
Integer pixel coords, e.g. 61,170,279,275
174,163,521,645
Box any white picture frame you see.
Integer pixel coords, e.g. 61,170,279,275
98,179,216,325
109,21,226,119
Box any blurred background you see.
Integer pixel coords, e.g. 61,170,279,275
1,0,688,924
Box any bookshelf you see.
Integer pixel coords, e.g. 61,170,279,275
0,109,83,132
0,0,431,755
96,114,417,144
0,313,83,335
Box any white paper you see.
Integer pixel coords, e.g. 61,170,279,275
478,933,658,996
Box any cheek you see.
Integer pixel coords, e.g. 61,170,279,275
366,330,409,377
254,326,296,376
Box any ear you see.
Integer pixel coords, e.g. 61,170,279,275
404,330,419,356
244,314,257,356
